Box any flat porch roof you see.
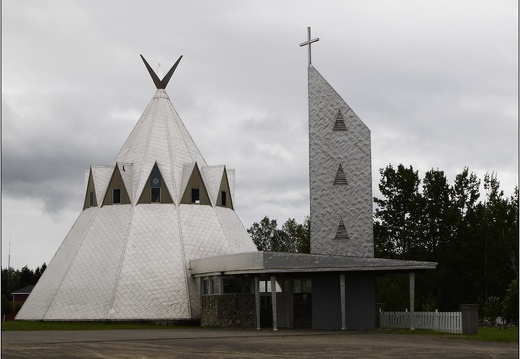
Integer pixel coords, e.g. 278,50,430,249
189,251,437,277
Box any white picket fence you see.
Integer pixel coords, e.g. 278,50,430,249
380,310,462,334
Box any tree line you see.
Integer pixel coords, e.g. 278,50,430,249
374,165,517,321
246,164,518,322
2,263,46,314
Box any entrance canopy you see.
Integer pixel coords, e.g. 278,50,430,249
189,251,436,277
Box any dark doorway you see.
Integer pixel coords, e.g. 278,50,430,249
260,296,273,328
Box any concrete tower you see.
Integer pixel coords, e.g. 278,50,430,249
308,64,374,257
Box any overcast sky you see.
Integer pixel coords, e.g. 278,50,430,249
2,0,517,269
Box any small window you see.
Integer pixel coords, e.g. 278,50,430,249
89,192,94,207
113,189,121,204
151,187,161,203
202,279,210,295
221,191,227,206
259,279,283,293
192,188,200,204
294,278,312,293
211,278,221,294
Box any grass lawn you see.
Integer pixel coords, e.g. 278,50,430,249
1,321,199,331
384,326,518,342
3,321,518,342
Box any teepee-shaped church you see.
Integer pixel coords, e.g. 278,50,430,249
16,55,257,321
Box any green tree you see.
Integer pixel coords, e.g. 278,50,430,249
452,167,480,217
483,296,502,323
374,164,518,311
248,216,279,251
18,266,35,289
501,278,519,323
1,294,13,315
248,216,310,253
420,169,452,257
281,217,310,254
374,164,422,259
482,173,518,299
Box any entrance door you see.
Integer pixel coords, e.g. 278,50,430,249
260,295,272,327
276,293,289,327
260,293,290,328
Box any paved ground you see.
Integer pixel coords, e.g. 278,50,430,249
2,328,518,358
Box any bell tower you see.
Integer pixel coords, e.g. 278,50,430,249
303,29,374,257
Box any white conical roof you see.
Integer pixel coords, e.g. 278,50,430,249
16,57,257,321
114,89,206,203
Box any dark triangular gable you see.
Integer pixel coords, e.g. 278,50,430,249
83,167,98,210
216,167,234,209
335,218,350,240
137,162,174,204
101,164,131,206
332,109,347,131
334,164,348,185
180,162,211,205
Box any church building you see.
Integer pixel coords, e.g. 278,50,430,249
17,29,436,330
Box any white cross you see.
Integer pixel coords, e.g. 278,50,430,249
299,27,319,64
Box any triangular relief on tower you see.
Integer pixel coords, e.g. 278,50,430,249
333,164,348,185
180,162,211,205
101,163,132,206
137,162,174,204
334,218,350,240
332,109,347,131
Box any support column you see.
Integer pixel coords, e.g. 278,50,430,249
240,277,246,328
288,278,294,329
340,273,346,330
270,275,278,331
409,272,415,330
255,276,260,330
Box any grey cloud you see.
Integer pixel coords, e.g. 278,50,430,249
2,0,517,268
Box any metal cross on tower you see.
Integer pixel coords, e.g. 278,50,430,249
299,27,319,64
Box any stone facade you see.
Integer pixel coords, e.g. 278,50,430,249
201,294,256,328
308,65,374,257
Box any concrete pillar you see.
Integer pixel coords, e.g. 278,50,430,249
340,273,346,330
240,277,246,328
288,278,294,329
270,275,278,331
409,272,415,330
460,304,479,335
255,277,260,330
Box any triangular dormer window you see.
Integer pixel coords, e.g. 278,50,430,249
180,163,211,205
101,164,131,206
217,168,234,209
137,162,174,204
83,168,98,210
